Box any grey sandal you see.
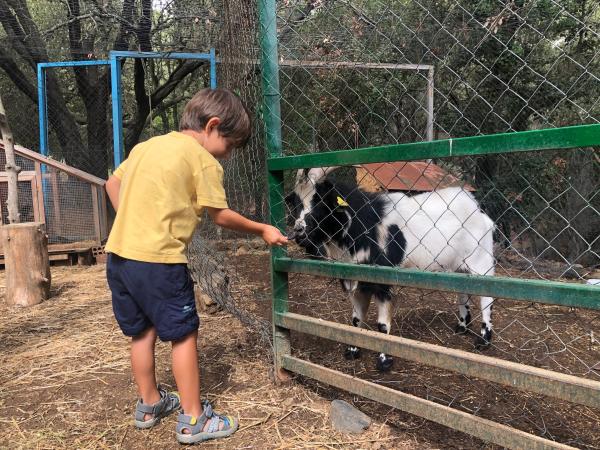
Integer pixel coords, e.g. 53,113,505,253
176,400,238,444
134,385,181,429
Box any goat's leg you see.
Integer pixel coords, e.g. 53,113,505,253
344,283,370,360
375,297,394,371
475,296,494,348
455,293,472,334
465,253,495,348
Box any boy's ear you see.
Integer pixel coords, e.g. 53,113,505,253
205,117,221,133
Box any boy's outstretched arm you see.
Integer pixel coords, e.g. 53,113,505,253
106,175,121,211
206,207,288,246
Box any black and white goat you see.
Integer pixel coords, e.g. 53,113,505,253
286,167,496,371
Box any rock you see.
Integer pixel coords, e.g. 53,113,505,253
330,399,371,433
201,293,215,306
194,285,215,309
235,245,249,256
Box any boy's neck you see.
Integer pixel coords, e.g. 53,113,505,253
180,129,217,157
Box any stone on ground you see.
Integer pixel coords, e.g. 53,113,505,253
330,399,371,433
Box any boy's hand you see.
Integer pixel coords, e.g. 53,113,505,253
206,207,288,246
262,225,288,247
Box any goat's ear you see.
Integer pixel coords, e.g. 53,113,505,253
295,169,309,184
307,166,337,183
318,180,341,207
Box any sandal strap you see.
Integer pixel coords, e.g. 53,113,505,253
136,402,156,414
203,402,213,418
176,409,210,434
176,401,232,435
206,415,221,433
135,386,180,421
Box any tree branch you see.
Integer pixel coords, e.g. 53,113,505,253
0,45,37,103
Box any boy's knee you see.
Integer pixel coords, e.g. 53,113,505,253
170,329,198,344
131,326,157,342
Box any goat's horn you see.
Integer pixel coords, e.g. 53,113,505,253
307,166,337,182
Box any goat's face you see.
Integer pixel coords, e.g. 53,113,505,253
287,168,351,250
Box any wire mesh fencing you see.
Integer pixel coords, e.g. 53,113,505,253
0,143,107,247
267,0,600,447
39,64,114,179
1,0,599,446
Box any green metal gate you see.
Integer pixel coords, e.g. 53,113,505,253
259,0,600,448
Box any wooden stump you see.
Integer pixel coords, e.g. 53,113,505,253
2,222,51,307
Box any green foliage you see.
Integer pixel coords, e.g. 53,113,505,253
274,0,599,264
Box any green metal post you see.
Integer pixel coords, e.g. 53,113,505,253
258,0,291,379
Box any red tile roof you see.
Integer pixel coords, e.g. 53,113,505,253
358,161,475,192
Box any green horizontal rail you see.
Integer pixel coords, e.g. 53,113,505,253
283,356,576,450
267,123,600,170
274,258,600,310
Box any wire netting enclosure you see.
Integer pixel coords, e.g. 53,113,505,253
37,61,114,179
0,143,107,260
1,0,599,447
259,0,600,448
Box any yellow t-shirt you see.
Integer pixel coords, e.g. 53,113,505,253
105,131,228,263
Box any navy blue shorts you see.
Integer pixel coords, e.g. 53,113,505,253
106,253,199,341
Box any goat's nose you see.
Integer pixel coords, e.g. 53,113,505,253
293,220,306,234
294,220,306,236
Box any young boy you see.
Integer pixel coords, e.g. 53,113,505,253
105,88,287,444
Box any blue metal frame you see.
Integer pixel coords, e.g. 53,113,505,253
109,50,217,166
37,50,216,170
37,60,110,157
36,59,111,224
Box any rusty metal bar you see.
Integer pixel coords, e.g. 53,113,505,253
276,312,600,409
282,355,576,450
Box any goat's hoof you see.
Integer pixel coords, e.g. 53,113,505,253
376,356,393,372
474,330,493,349
455,324,468,335
344,346,361,360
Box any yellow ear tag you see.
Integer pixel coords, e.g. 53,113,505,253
190,416,197,425
336,196,349,207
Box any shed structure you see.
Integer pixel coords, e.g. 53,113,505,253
356,161,476,193
0,143,108,263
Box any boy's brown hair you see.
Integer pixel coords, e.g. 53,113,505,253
179,88,251,147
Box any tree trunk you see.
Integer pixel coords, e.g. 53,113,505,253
2,222,51,307
0,92,20,223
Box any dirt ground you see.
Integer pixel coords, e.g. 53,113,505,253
0,263,424,450
229,250,600,450
1,252,598,449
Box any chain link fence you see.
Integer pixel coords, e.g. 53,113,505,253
267,0,600,447
1,0,598,446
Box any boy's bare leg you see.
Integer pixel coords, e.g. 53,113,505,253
172,331,202,418
172,330,225,432
131,327,160,419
